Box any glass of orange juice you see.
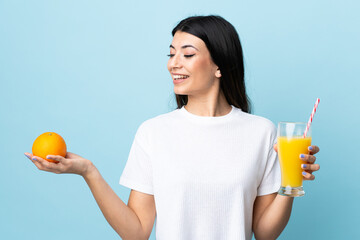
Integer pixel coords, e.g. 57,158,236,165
278,122,312,197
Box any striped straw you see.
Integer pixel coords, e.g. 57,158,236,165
303,98,320,138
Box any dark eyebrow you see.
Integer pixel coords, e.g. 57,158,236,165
169,44,199,51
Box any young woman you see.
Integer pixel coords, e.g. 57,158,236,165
25,15,320,240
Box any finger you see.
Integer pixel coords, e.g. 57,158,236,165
26,153,40,166
301,163,320,171
46,155,66,163
24,152,33,160
302,171,315,180
273,144,278,152
308,145,320,155
300,154,316,163
31,155,59,172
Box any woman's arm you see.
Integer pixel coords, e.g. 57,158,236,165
25,152,156,240
252,194,294,240
84,164,156,240
252,145,320,239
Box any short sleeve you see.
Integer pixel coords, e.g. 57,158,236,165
257,124,281,196
119,123,154,195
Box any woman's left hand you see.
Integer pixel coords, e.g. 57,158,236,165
274,144,320,180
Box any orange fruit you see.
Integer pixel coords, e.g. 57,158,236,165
32,132,67,163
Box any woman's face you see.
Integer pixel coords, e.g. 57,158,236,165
167,31,221,96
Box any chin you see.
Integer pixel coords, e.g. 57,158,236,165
174,86,189,96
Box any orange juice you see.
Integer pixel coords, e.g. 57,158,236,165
278,136,312,187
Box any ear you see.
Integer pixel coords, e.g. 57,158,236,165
215,68,222,78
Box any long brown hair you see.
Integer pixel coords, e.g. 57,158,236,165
172,15,251,113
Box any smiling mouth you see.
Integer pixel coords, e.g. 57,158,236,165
173,75,189,80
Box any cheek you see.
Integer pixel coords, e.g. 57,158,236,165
190,59,214,82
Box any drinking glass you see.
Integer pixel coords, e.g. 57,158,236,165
277,122,312,197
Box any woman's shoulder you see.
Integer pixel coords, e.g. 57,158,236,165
137,108,181,132
234,109,276,134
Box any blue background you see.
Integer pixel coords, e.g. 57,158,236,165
1,0,359,239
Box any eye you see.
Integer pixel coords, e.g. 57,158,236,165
184,54,195,58
167,54,174,58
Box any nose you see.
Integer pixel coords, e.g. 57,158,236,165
168,53,182,71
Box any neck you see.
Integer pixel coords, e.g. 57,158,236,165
184,90,231,117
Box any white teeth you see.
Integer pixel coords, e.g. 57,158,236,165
173,75,189,79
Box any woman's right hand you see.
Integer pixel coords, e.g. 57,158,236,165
24,152,94,177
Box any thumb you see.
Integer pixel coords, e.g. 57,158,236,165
46,154,66,162
273,143,278,152
65,152,81,158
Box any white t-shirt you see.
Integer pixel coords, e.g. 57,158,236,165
119,105,280,240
